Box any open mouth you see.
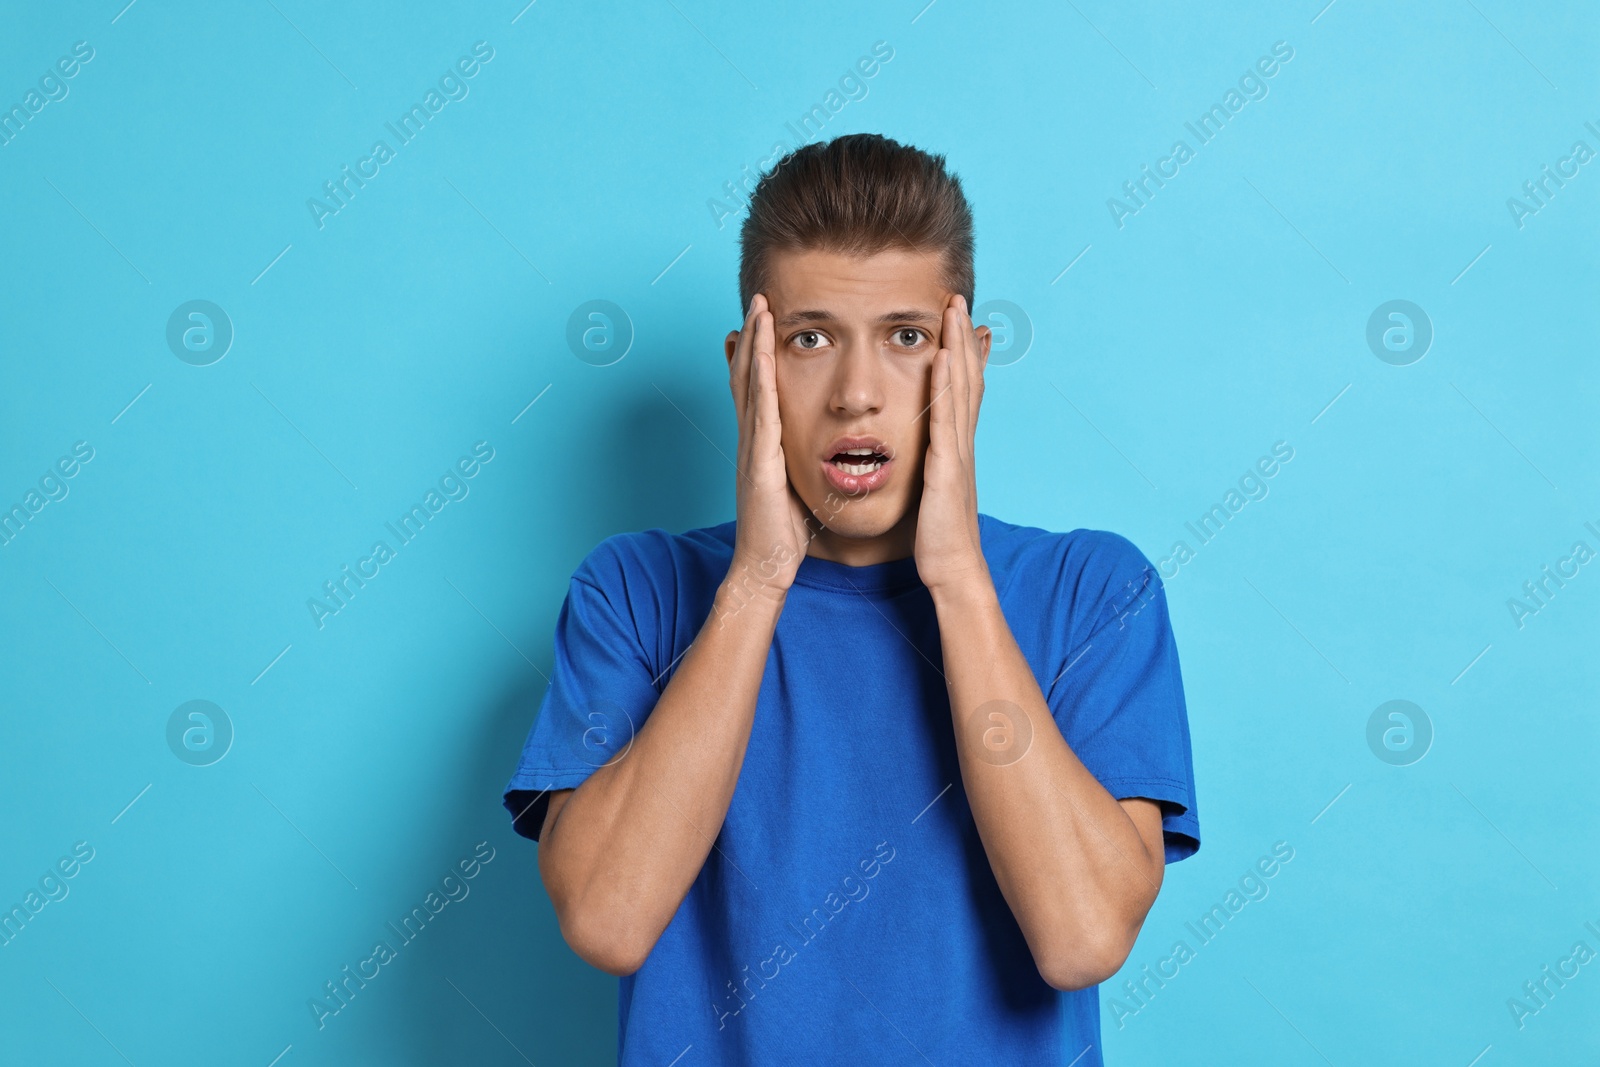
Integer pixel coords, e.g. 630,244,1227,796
829,447,889,475
820,436,895,494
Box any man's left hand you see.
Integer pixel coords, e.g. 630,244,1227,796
914,294,991,595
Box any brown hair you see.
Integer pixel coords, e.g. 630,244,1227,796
737,133,975,315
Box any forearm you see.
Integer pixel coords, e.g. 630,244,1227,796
932,570,1161,988
540,567,784,973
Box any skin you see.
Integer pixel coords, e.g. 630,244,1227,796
536,247,1168,990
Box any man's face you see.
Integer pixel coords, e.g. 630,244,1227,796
724,246,990,559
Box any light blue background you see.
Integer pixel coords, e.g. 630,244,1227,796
2,1,1596,1064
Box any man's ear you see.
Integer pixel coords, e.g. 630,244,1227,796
724,330,740,368
975,324,993,368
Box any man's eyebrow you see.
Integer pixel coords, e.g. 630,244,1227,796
774,308,942,329
774,309,833,329
878,309,942,326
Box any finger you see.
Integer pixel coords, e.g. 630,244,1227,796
943,298,970,462
958,294,984,447
957,296,976,461
731,295,757,397
736,299,768,484
927,347,957,465
749,349,784,502
736,342,768,493
752,311,780,467
732,293,766,437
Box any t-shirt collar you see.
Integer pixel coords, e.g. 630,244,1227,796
788,515,986,596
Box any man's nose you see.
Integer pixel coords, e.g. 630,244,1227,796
829,340,885,417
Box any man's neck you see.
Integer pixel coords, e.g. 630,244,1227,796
803,512,918,568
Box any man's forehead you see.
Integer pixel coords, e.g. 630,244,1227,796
766,247,949,324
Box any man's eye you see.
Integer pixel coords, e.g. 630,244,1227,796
795,331,826,350
896,329,927,347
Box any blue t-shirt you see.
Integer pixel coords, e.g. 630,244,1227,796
503,513,1200,1065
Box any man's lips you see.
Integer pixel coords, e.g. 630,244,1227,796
821,434,894,494
822,434,894,461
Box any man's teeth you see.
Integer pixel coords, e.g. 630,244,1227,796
833,447,886,475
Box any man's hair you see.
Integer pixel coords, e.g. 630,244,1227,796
737,133,975,315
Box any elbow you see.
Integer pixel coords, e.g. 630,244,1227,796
536,790,657,976
1035,930,1138,993
1034,878,1161,991
560,907,651,977
541,857,655,976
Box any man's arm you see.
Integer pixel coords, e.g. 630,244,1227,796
934,573,1167,991
536,570,784,976
912,293,1167,991
537,294,811,976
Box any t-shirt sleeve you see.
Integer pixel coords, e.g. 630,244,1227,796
501,540,664,842
1043,535,1201,863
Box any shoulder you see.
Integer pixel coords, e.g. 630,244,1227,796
560,521,736,664
981,514,1162,626
571,519,737,594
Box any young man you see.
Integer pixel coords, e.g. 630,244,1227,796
503,133,1200,1064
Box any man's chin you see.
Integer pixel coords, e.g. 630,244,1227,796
803,494,913,541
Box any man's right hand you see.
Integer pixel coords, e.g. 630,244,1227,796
541,297,802,977
726,293,811,599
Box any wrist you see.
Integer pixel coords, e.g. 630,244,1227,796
715,557,790,623
927,561,996,611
